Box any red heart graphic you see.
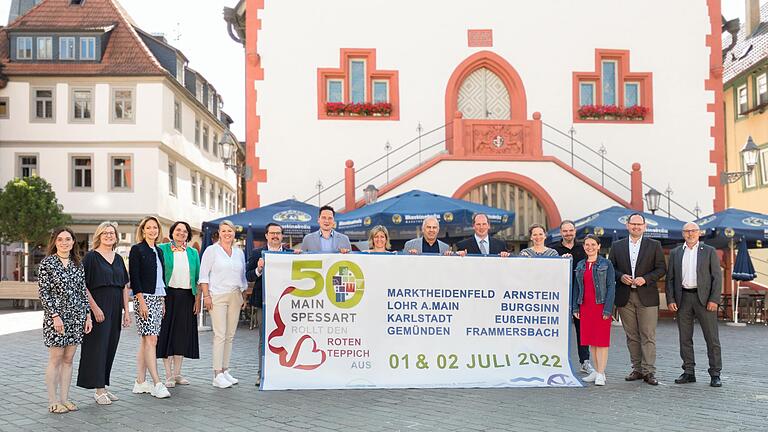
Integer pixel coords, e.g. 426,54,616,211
267,286,327,370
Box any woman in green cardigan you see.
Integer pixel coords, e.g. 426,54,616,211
156,221,200,387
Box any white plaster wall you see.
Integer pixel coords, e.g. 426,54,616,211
0,78,238,230
0,80,163,142
0,144,159,215
156,151,236,230
255,0,715,217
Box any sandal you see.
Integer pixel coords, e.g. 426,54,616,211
165,378,176,388
174,375,190,385
48,403,69,414
62,401,78,411
93,393,112,405
105,391,119,401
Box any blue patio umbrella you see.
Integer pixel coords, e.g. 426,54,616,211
202,199,320,252
334,189,514,240
730,239,757,325
546,206,685,246
695,208,768,249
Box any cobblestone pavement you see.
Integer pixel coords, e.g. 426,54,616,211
0,315,766,432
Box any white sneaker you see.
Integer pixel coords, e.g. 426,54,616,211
222,370,239,385
212,373,233,389
151,382,171,398
595,373,606,386
132,380,153,394
580,360,595,375
583,371,598,382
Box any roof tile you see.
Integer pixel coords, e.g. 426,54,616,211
723,3,768,84
0,0,166,76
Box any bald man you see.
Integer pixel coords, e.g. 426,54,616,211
665,222,723,387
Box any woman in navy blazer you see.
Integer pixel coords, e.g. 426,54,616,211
128,216,170,399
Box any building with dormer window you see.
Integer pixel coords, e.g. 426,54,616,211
0,0,242,272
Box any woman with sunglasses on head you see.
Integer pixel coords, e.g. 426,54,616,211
129,216,171,399
76,221,131,405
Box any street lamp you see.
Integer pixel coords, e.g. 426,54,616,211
364,184,379,204
218,135,245,176
720,136,759,184
644,188,661,215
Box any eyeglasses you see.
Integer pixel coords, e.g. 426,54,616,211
682,229,699,233
267,231,283,236
628,223,645,226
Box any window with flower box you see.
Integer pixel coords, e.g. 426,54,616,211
573,49,653,123
318,48,399,120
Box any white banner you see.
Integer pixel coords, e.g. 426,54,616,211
261,252,581,389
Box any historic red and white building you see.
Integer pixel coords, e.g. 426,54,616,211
226,0,725,247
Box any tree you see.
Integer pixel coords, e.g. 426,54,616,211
0,176,71,281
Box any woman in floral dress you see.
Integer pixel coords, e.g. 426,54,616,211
38,227,92,413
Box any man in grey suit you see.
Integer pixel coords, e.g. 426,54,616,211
665,221,723,387
301,205,352,253
403,216,451,255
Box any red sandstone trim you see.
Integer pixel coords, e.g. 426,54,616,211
244,0,266,209
317,48,400,121
452,172,562,228
706,0,726,212
572,49,653,124
353,154,632,210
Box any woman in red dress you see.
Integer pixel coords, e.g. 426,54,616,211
573,234,616,386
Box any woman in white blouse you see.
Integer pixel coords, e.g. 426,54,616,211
199,220,248,389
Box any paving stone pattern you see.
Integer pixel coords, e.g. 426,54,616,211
0,319,766,431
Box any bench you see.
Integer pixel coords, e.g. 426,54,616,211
0,281,40,309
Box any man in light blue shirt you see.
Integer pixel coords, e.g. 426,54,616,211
301,205,352,253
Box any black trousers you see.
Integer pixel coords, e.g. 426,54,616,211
77,287,123,389
573,316,590,363
677,290,722,377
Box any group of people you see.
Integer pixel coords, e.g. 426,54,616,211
38,218,205,413
37,205,724,412
284,206,724,388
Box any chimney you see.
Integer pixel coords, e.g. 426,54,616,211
745,0,761,36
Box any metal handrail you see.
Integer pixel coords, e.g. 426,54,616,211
542,138,631,192
303,122,450,204
543,121,699,219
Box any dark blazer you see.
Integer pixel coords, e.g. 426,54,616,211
608,236,666,307
246,247,292,307
665,242,722,307
129,241,166,295
456,236,507,255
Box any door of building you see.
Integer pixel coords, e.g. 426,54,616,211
457,67,511,120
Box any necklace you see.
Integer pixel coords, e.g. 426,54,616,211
56,253,69,260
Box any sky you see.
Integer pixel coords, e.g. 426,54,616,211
0,0,245,138
0,0,765,140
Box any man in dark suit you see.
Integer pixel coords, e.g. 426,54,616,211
245,222,293,386
665,222,723,387
608,213,666,385
456,213,510,257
